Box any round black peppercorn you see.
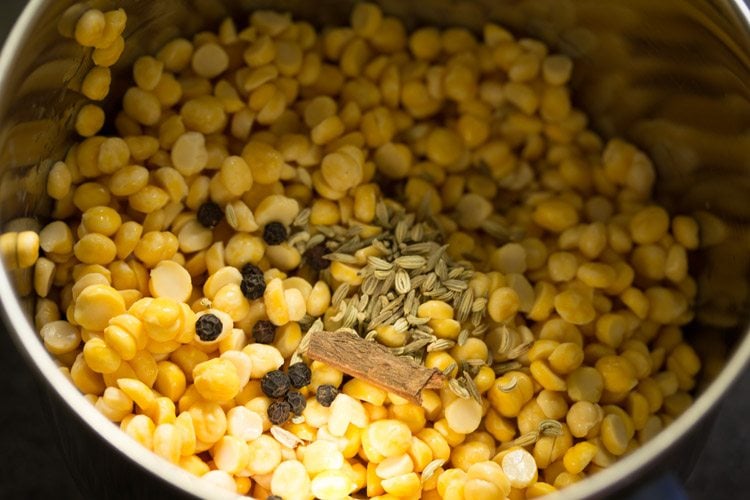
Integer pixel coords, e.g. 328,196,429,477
240,273,266,300
196,202,223,229
287,362,312,389
195,313,222,341
252,320,276,344
316,384,338,407
267,400,292,425
304,243,330,271
263,222,288,245
285,390,307,416
267,496,283,500
261,370,291,398
241,263,263,278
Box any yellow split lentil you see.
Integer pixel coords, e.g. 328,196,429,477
6,3,712,498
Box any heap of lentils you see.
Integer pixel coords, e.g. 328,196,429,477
0,3,710,499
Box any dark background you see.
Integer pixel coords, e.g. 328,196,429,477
0,0,748,498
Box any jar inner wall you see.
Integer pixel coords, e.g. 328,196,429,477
0,0,749,497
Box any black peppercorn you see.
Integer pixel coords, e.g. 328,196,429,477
304,242,330,271
285,390,306,416
267,400,292,425
287,362,312,389
261,370,291,398
241,263,263,278
195,313,222,341
252,320,276,344
196,202,223,229
263,222,288,245
240,273,266,300
316,384,338,407
267,496,283,500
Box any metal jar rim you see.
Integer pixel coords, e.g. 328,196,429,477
1,1,749,499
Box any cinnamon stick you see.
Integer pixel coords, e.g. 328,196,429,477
305,330,446,404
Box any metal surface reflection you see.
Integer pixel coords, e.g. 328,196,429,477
1,1,750,498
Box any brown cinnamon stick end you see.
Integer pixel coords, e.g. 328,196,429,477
423,370,447,390
305,330,447,405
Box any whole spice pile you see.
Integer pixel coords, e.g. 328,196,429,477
0,3,706,499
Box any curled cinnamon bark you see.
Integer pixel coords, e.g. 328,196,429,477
305,330,446,404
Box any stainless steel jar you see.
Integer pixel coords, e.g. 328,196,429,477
1,1,749,498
